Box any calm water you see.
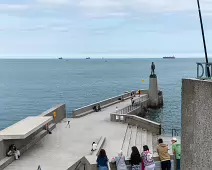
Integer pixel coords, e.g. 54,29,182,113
0,58,205,131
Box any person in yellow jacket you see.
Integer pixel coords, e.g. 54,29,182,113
157,138,171,170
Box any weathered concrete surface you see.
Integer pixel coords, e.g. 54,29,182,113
0,104,65,163
4,99,134,170
181,78,212,170
40,104,66,123
0,124,56,170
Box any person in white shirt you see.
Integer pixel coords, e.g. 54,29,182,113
91,142,97,151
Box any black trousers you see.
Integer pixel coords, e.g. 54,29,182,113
161,160,171,170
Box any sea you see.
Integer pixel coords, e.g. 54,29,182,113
0,58,206,133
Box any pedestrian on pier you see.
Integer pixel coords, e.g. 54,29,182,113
66,120,70,128
97,149,109,170
171,137,181,170
111,150,127,170
141,145,155,170
91,142,97,151
130,146,141,170
157,138,171,170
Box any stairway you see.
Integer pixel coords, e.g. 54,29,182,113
121,125,153,158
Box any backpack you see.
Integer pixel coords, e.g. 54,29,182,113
146,152,153,162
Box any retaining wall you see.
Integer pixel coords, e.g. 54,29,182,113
72,91,138,118
40,104,66,123
0,104,66,168
110,114,161,135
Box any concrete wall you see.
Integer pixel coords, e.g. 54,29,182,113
72,91,136,117
40,104,66,123
110,114,161,135
181,78,212,170
0,140,4,162
0,104,65,162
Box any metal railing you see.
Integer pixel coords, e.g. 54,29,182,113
197,62,212,79
161,128,181,137
116,96,148,115
116,104,140,115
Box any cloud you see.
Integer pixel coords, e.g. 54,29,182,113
34,0,212,18
0,4,29,11
36,0,72,5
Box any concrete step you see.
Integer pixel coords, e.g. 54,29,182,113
135,127,142,153
122,125,132,157
147,132,153,152
141,128,148,147
127,126,137,157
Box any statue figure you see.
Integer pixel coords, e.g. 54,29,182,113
151,62,155,75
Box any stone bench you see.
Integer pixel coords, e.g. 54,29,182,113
0,116,54,170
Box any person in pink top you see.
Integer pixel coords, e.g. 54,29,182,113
141,145,155,170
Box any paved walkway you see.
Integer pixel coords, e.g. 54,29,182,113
4,96,142,170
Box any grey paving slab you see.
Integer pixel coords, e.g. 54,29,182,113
4,97,141,170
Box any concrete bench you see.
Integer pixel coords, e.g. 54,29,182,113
0,116,54,170
0,116,53,140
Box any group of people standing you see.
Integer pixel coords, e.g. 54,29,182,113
96,137,181,170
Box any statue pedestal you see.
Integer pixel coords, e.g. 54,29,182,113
149,75,159,108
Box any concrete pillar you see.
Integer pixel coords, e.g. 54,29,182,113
149,76,159,108
181,78,212,170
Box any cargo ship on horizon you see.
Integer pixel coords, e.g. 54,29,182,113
163,56,175,59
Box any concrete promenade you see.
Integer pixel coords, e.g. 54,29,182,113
4,96,142,170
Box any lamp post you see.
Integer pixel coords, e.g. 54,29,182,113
197,0,210,77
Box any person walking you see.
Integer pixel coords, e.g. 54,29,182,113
141,145,155,170
157,138,171,170
130,146,141,170
66,120,70,128
97,149,109,170
171,137,181,170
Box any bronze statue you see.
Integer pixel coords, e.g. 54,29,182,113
151,62,155,75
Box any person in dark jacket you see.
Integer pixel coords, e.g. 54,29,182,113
97,149,109,170
130,146,141,170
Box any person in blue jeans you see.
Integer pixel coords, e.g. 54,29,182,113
97,149,109,170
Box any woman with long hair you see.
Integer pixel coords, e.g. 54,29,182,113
141,145,155,170
130,146,141,170
97,149,109,170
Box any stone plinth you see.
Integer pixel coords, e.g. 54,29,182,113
149,75,159,108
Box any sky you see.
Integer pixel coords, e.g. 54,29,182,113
0,0,212,58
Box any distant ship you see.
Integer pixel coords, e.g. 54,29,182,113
86,57,90,59
163,56,175,59
58,57,63,60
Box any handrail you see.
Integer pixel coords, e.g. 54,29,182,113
161,128,181,136
127,126,133,156
116,98,149,115
121,124,129,150
74,161,82,170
